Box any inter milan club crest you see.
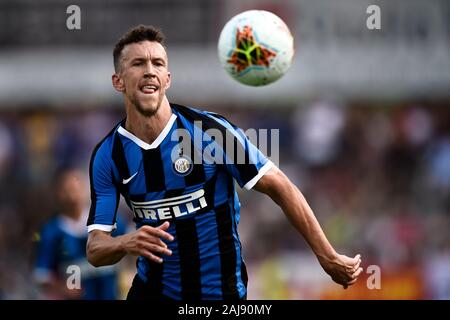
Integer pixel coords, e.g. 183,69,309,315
173,147,193,175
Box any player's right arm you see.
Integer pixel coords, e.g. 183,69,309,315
86,137,173,267
87,223,173,267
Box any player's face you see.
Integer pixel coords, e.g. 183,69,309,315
115,41,171,117
57,170,86,214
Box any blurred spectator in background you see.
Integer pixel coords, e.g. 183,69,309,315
33,168,126,299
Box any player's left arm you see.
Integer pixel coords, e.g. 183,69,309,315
253,165,363,289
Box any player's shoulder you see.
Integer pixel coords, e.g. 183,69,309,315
171,103,209,118
90,119,124,161
170,103,234,127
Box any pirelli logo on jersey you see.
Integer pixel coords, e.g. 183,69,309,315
130,189,208,221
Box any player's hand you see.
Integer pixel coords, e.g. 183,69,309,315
121,222,174,263
317,253,363,289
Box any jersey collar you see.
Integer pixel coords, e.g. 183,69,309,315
117,113,177,150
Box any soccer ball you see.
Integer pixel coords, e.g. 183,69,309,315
217,10,294,86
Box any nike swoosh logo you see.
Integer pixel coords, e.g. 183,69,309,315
122,172,138,184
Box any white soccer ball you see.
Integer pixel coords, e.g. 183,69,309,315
218,10,294,86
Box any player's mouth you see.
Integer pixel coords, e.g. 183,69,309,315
139,84,158,94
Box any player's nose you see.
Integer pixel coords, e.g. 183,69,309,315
143,62,156,77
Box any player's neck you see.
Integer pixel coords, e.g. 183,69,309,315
125,98,172,145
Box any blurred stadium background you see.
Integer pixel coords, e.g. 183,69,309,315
0,0,449,299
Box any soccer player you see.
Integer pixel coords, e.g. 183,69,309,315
86,25,363,300
34,168,125,299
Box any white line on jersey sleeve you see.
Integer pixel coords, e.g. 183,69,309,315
243,160,274,190
87,223,117,233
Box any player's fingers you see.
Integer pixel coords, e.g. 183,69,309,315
157,221,170,231
347,270,363,286
155,240,167,248
354,257,362,270
142,251,163,264
341,267,363,287
136,230,168,248
143,243,172,256
340,266,363,287
158,239,169,248
142,233,167,245
146,235,171,249
154,228,174,242
353,268,363,278
346,255,362,273
351,267,363,280
141,225,174,242
348,258,362,273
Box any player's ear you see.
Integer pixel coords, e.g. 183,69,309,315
112,73,125,92
165,72,171,90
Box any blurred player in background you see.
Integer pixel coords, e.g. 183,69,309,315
33,168,126,299
86,25,363,300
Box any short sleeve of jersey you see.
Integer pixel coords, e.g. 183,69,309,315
111,213,128,237
206,113,274,190
87,140,119,233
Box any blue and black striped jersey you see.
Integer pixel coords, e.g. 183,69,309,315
87,104,273,300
